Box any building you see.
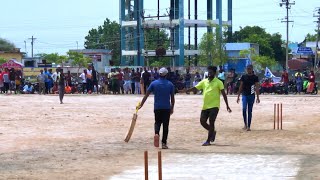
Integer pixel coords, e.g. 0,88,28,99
224,43,259,73
0,48,24,62
69,49,112,73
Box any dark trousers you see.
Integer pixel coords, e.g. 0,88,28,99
3,82,9,93
82,83,87,93
200,108,219,141
144,82,150,95
58,85,65,103
154,109,171,144
242,95,255,128
45,82,50,94
131,82,135,94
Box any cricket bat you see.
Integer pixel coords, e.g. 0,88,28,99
124,102,140,142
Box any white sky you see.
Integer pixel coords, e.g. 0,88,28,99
0,0,319,55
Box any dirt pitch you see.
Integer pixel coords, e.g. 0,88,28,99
0,94,320,179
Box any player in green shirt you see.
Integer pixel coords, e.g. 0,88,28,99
186,66,232,146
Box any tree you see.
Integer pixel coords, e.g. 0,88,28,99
67,51,91,75
84,18,121,65
232,26,285,65
240,48,276,70
0,57,7,64
305,30,318,41
0,38,15,51
198,31,228,66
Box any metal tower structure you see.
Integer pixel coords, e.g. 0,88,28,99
120,0,232,66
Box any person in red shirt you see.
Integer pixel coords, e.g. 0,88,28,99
281,69,289,94
0,69,4,93
307,70,315,93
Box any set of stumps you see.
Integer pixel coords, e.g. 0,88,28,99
274,103,283,130
144,151,162,180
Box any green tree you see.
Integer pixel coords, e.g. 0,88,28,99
84,18,121,65
198,31,228,66
0,38,15,51
232,26,285,65
67,51,91,75
0,57,7,64
305,30,318,41
240,48,276,70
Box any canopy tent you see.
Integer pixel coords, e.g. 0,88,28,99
0,59,24,69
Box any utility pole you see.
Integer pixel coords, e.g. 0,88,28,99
24,41,27,56
76,41,79,49
28,36,36,60
280,0,295,70
314,7,320,70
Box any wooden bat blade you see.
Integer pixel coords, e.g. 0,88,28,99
124,113,138,142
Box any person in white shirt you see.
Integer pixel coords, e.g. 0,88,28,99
79,69,87,94
52,69,58,83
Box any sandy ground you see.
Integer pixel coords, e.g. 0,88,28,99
0,93,320,179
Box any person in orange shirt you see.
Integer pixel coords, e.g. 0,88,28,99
65,85,71,94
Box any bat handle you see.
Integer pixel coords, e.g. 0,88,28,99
136,102,141,112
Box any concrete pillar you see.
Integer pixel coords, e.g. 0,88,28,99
120,0,126,65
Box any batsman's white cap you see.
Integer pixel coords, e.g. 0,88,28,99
159,67,168,76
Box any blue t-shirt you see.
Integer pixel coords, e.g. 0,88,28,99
147,78,174,110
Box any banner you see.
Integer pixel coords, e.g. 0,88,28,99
264,67,275,78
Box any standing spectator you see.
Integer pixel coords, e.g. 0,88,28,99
58,69,65,104
79,69,87,94
0,70,4,93
117,68,124,94
184,68,191,89
66,70,72,87
86,66,93,93
226,68,235,95
3,68,10,94
218,65,225,85
281,69,289,95
92,65,99,93
43,68,51,94
295,72,303,94
9,68,16,94
142,67,151,94
37,70,46,95
15,70,22,93
130,69,135,94
123,68,131,94
48,69,54,93
134,68,141,94
237,65,260,131
153,67,159,80
307,70,315,93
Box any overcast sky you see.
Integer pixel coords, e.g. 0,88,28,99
0,0,319,55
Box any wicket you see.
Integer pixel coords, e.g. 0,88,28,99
274,103,283,130
144,151,162,180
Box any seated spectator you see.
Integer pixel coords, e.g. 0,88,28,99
22,83,33,94
261,78,274,94
65,85,72,94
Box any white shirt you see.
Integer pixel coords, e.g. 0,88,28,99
52,72,58,82
79,73,86,83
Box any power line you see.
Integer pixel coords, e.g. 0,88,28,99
280,0,295,70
